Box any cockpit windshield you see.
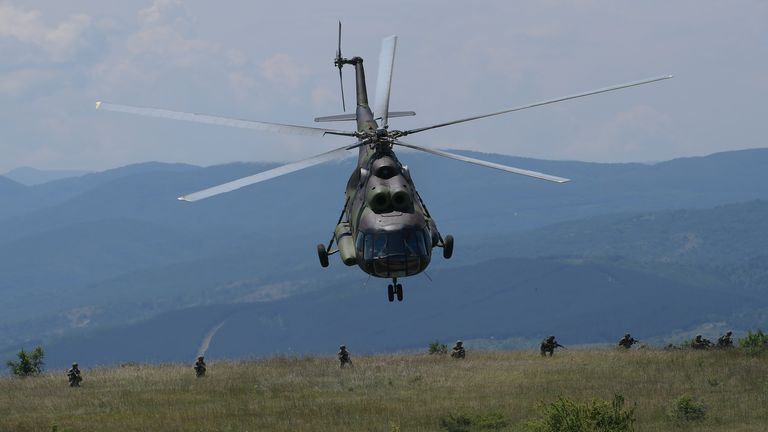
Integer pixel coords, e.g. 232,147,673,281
357,228,429,260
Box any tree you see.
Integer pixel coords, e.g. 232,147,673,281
738,329,768,356
6,346,45,377
428,340,448,355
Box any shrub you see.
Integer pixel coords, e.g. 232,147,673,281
6,346,45,377
667,395,706,422
429,340,448,355
738,329,768,356
439,411,508,431
527,394,636,432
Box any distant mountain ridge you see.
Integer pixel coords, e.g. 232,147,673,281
2,167,91,186
3,148,768,366
482,200,768,266
41,255,756,368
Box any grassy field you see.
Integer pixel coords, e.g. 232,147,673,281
1,349,767,431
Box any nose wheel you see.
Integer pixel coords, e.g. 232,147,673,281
387,278,403,302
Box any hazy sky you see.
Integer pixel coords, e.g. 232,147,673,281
1,0,766,172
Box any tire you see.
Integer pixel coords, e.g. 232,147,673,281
443,235,454,259
396,284,403,302
317,244,329,267
387,284,395,302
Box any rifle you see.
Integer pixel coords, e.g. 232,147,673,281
555,343,567,349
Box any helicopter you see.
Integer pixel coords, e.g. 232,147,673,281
96,24,671,302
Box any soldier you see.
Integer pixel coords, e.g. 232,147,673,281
67,362,82,387
691,335,712,350
450,340,466,359
194,356,206,378
540,336,564,356
338,345,353,368
717,331,734,348
618,333,638,349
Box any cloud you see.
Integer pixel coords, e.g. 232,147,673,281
311,85,338,109
261,54,307,89
91,1,217,92
0,68,56,96
566,105,674,161
138,0,183,25
0,3,90,61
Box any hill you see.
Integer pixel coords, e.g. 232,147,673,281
496,200,768,266
3,149,768,364
2,167,91,186
39,255,762,369
1,350,766,431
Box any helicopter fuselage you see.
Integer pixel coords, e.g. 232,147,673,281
332,57,439,279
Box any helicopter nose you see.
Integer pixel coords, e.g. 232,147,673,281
369,254,429,278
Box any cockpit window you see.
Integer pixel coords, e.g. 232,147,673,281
374,234,388,256
362,229,428,260
355,232,365,253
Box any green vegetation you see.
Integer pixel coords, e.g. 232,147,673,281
667,394,706,423
2,350,767,431
6,346,44,377
738,329,768,356
429,340,448,355
440,411,508,431
527,394,636,432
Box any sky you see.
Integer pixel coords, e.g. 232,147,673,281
1,0,767,172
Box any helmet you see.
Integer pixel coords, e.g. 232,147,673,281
726,331,732,336
340,345,346,350
624,333,631,338
695,335,702,340
197,356,204,360
547,336,555,341
72,362,78,367
456,340,463,346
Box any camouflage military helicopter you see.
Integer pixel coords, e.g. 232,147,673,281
96,24,671,302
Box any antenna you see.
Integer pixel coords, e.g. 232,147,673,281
334,21,346,112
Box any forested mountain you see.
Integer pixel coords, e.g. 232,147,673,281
2,148,768,368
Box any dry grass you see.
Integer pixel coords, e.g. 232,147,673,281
1,349,767,431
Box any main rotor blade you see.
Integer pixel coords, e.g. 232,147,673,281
402,75,673,136
178,142,364,202
95,101,356,137
394,140,570,183
374,35,397,128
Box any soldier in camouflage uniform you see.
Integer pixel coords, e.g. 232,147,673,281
717,331,734,348
67,362,82,387
691,335,713,350
451,340,466,359
618,333,638,349
338,345,353,368
194,356,207,377
540,336,564,356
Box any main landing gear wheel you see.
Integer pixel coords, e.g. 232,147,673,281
317,244,329,267
443,235,454,259
387,279,404,302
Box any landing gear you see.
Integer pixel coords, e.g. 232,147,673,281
442,234,454,259
317,244,329,267
317,197,349,269
387,278,403,302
